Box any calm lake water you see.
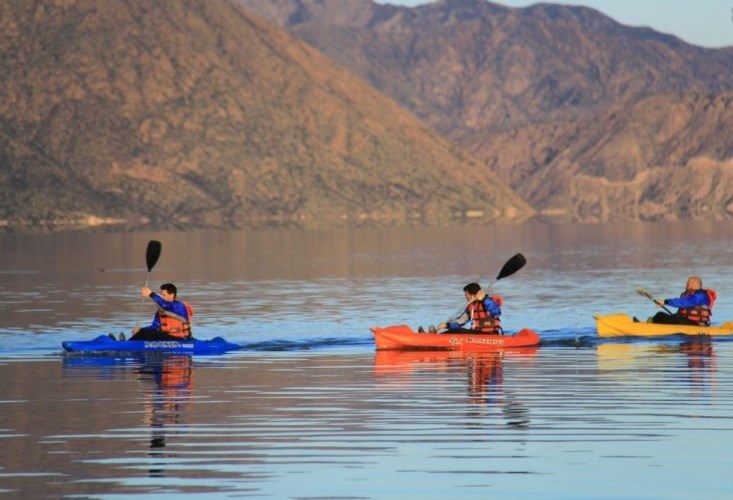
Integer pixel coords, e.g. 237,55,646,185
2,221,733,498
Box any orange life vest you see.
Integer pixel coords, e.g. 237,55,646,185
678,289,716,326
467,296,502,334
157,302,193,339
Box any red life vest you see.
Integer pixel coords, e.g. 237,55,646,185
157,302,194,339
467,296,502,334
678,289,716,326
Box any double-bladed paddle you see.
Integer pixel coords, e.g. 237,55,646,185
635,288,673,314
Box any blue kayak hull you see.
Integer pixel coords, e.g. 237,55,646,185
62,335,242,355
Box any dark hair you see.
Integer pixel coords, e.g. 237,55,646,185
463,282,481,295
160,283,177,298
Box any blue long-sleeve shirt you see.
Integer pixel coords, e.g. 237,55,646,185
664,290,711,310
146,293,190,330
447,296,501,330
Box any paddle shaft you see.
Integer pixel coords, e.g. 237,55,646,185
636,288,673,315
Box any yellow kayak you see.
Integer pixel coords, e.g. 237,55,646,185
595,313,733,338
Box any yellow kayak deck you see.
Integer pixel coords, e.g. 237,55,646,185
595,313,733,337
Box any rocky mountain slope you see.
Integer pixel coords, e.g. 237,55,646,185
0,0,532,231
469,92,733,221
236,0,733,222
235,0,733,136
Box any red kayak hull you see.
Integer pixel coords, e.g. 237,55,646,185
370,324,541,351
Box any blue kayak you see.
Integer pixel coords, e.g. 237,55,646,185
62,335,242,355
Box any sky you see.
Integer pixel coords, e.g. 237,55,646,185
379,0,733,48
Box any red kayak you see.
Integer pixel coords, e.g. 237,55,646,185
371,324,541,351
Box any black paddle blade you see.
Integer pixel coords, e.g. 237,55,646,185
145,240,162,272
495,253,526,281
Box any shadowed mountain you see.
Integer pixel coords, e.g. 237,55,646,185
0,0,532,231
235,0,733,222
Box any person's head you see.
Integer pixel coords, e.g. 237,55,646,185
463,282,481,300
160,283,178,300
686,276,702,291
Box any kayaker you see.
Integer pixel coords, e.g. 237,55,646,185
649,276,717,325
419,282,503,334
130,283,194,341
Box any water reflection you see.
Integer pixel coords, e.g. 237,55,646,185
679,340,716,396
62,353,194,478
5,221,733,498
679,339,715,364
374,348,536,427
596,339,718,398
137,355,193,477
9,344,733,498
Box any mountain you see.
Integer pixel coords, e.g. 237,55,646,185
234,0,733,137
469,92,733,221
0,0,532,231
235,0,733,222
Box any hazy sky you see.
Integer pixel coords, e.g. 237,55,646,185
379,0,733,48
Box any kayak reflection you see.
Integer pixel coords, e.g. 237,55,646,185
596,339,717,396
374,348,537,427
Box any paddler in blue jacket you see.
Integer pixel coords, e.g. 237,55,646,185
419,282,503,334
130,283,194,341
650,276,716,326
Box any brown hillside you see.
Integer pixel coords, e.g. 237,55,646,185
468,92,733,222
236,0,733,222
0,0,532,231
235,0,733,137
